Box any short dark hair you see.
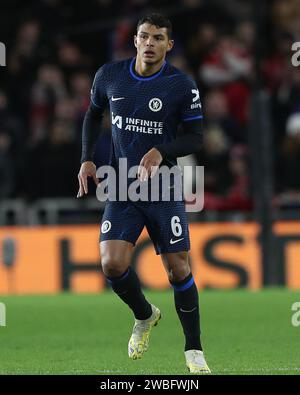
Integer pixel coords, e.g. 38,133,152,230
137,13,172,38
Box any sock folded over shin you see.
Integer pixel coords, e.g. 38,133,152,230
106,267,152,320
170,273,202,351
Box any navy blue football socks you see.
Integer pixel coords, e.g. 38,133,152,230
106,267,202,351
171,272,202,351
106,267,152,320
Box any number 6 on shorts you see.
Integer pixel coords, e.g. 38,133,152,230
171,216,182,237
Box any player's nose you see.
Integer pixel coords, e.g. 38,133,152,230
146,37,154,46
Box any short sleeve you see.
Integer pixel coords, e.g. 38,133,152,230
90,65,109,110
179,77,203,122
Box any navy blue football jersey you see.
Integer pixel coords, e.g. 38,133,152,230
90,57,203,171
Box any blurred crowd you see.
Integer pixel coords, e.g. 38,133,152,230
1,0,300,210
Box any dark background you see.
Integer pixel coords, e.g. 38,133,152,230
0,0,299,222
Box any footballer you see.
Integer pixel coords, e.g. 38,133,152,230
77,13,211,374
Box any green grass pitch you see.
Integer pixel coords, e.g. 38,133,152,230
0,289,300,375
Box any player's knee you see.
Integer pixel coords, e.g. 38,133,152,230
166,254,190,283
169,268,190,283
101,254,127,277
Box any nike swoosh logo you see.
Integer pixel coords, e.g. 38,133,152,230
180,307,197,313
111,96,125,101
170,237,184,245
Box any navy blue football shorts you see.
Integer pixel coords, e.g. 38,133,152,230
100,200,190,255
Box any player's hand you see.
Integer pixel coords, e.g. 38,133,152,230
77,161,99,198
138,148,163,181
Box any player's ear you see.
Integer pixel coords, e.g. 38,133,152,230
134,35,138,48
167,39,174,52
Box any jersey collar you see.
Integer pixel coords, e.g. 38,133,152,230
129,57,167,81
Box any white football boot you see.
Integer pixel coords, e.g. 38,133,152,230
128,304,161,360
185,349,211,374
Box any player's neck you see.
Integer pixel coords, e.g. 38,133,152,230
135,57,165,77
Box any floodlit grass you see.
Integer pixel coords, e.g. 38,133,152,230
0,289,300,375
